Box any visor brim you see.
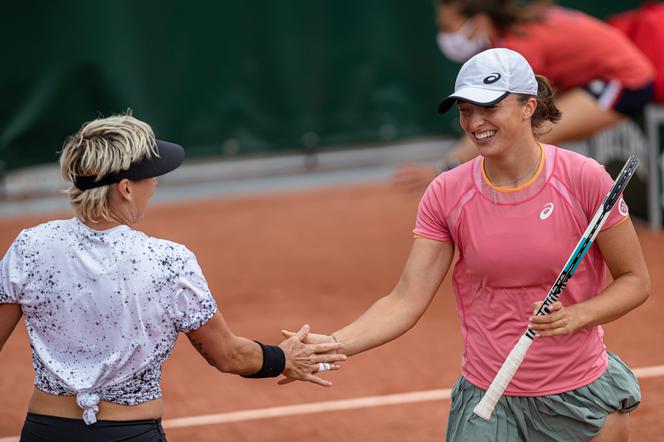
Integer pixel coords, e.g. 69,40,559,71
128,139,185,180
73,139,185,190
438,89,510,114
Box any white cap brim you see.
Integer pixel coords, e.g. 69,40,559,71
438,87,510,114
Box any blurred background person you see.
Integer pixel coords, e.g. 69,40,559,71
395,0,657,192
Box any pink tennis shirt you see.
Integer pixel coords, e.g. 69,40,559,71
414,144,628,396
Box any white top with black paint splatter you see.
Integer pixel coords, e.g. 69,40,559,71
0,218,217,424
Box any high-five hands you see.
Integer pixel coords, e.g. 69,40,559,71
278,325,346,387
278,329,341,386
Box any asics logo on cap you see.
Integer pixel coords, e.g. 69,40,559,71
483,73,501,84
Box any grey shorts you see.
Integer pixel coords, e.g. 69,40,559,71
446,352,640,442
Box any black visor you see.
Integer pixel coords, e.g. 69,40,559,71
73,140,185,191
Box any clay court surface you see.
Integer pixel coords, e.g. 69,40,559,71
0,181,663,441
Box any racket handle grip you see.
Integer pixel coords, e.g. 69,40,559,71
473,334,533,420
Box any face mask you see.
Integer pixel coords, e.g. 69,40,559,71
436,19,490,63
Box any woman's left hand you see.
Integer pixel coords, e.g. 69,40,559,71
528,301,583,337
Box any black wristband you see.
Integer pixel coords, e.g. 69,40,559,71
241,341,286,378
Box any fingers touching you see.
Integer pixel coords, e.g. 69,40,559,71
279,325,346,387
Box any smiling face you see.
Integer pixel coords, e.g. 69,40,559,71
458,94,536,157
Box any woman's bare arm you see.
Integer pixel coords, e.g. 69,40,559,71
187,312,346,386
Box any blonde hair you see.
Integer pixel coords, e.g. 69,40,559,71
59,113,158,223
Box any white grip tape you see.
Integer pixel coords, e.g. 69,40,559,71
473,334,533,420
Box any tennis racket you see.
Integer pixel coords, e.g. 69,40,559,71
472,155,640,420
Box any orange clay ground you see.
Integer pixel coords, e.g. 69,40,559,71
1,181,662,441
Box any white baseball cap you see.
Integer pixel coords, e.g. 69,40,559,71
438,48,538,114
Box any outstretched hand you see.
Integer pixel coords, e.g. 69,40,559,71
278,325,346,387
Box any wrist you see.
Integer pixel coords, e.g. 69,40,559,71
330,333,341,354
569,304,591,331
241,341,286,378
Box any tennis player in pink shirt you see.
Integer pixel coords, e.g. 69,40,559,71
286,49,649,441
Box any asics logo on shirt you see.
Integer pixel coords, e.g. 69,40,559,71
539,203,554,220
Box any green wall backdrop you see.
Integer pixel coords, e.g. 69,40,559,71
0,0,645,171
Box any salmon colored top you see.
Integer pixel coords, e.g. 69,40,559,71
414,145,628,395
